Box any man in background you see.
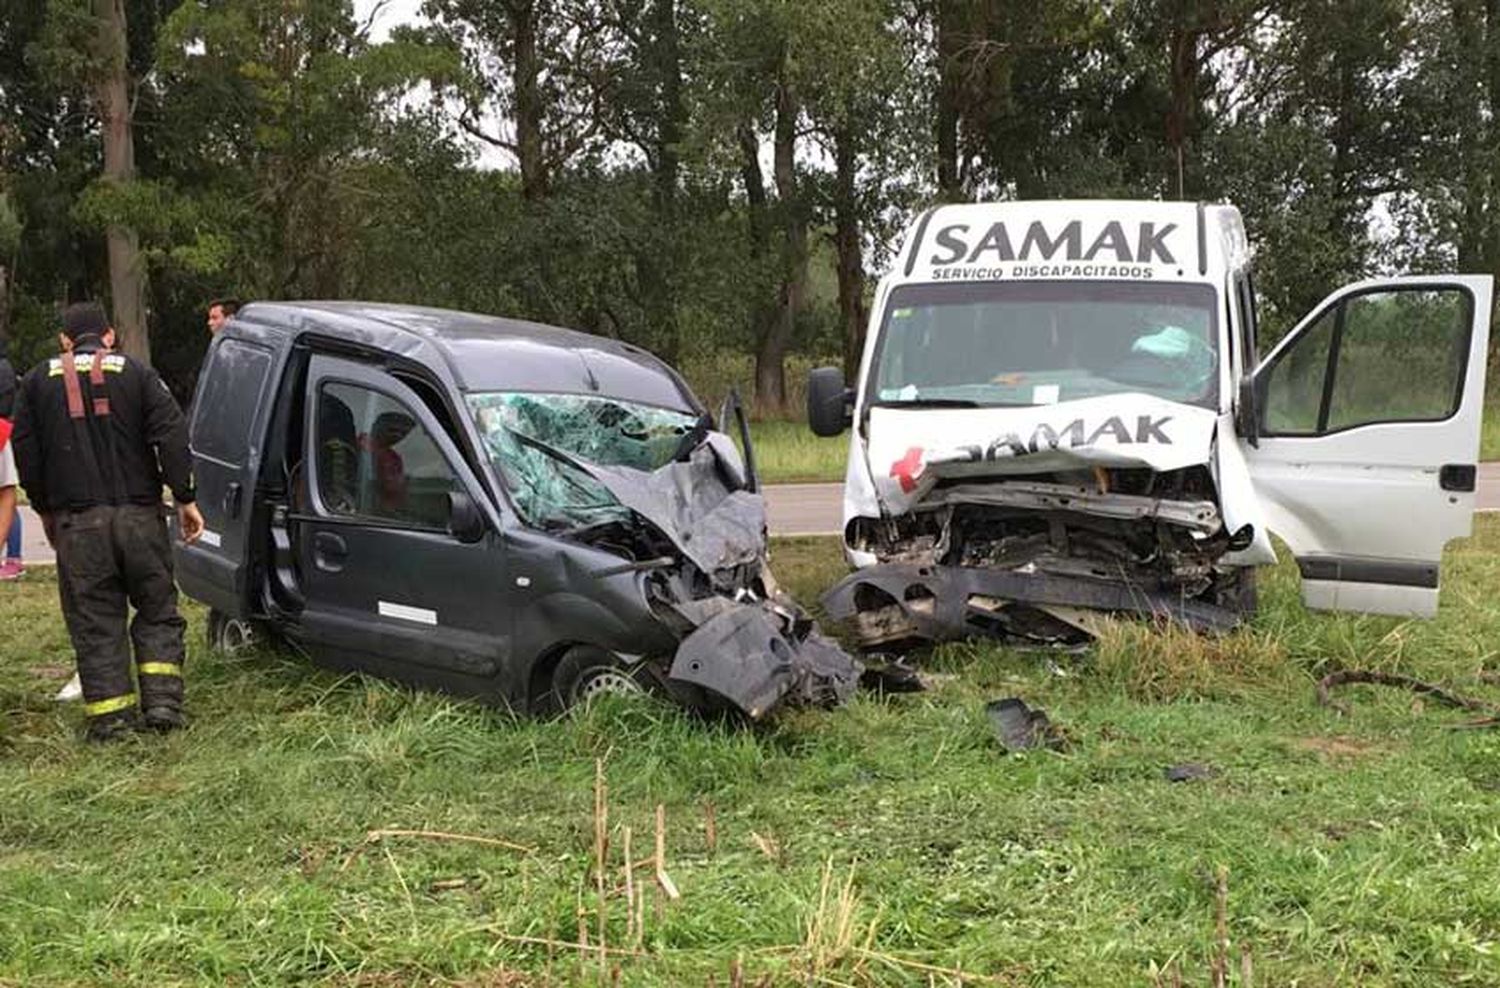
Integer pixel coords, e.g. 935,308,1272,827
11,302,203,742
206,297,240,335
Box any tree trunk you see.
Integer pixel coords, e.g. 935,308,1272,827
833,125,867,382
512,0,547,200
95,0,149,364
1165,20,1200,199
739,118,777,403
738,122,769,254
1481,0,1500,276
641,0,683,362
1453,0,1487,271
755,79,805,414
935,0,963,201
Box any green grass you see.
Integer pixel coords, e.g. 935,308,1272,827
1481,410,1500,462
746,420,848,484
6,525,1500,985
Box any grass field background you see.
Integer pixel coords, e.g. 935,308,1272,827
4,523,1500,985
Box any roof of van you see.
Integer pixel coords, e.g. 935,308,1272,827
228,301,699,410
892,199,1247,286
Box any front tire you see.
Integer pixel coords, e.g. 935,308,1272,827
547,646,649,713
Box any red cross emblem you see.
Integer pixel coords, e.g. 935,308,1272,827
889,446,925,493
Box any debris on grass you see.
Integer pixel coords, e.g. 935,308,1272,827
341,828,536,873
985,697,1068,752
859,658,926,694
1316,669,1500,725
1164,763,1216,783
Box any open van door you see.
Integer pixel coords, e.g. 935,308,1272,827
1243,275,1492,617
175,332,284,617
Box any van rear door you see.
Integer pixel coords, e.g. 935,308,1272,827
1243,275,1492,617
174,333,282,616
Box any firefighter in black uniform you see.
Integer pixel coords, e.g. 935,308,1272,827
11,302,204,742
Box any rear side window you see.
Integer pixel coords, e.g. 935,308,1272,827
191,340,274,466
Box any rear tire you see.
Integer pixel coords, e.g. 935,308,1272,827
206,609,264,654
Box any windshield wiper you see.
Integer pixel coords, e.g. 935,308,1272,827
869,398,983,409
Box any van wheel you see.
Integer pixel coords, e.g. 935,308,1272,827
207,610,262,654
549,646,648,712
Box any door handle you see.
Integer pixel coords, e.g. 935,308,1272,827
1440,464,1477,492
313,531,349,572
223,481,244,519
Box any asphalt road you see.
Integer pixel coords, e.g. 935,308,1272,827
12,462,1500,563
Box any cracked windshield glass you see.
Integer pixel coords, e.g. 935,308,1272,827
873,281,1221,408
467,392,699,529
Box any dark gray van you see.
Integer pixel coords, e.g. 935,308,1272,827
176,302,856,718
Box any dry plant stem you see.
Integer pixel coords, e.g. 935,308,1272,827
622,826,636,946
492,932,643,958
363,828,535,854
1316,670,1500,717
594,758,608,977
705,799,718,855
1212,865,1228,988
1240,941,1254,988
655,803,680,901
851,947,1000,984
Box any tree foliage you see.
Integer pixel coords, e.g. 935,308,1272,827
1,0,1494,407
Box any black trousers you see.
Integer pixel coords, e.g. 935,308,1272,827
54,504,187,720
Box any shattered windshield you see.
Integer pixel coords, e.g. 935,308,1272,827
871,281,1220,408
466,392,700,530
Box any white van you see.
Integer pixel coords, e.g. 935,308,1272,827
807,200,1492,650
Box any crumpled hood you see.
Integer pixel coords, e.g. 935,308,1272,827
867,392,1218,513
583,435,767,574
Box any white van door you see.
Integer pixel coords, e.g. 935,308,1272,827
1242,275,1492,617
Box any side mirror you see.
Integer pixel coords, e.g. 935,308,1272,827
1236,373,1259,448
807,366,853,437
447,490,486,544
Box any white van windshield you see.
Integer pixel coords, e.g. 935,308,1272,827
870,281,1220,409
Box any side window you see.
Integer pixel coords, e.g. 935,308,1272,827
190,340,273,465
315,382,456,529
1261,287,1471,436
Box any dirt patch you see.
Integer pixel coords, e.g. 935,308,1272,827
27,664,72,681
1292,735,1388,761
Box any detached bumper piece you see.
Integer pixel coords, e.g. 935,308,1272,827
823,563,1240,651
668,602,861,719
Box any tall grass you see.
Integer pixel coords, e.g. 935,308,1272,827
5,522,1500,984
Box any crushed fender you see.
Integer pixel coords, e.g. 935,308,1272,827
470,391,860,719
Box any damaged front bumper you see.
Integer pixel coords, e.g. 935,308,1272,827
823,562,1241,651
667,597,859,718
826,471,1250,652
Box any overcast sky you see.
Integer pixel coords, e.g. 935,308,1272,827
355,0,423,41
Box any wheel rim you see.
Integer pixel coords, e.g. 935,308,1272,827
217,618,258,654
574,667,643,703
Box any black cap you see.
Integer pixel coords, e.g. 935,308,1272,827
62,302,109,341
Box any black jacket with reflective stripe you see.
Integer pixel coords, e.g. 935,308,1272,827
11,343,196,514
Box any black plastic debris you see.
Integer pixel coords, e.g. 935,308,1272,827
986,697,1068,752
859,658,927,694
1164,762,1216,783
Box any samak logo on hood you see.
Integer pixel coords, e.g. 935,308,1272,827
887,413,1176,493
